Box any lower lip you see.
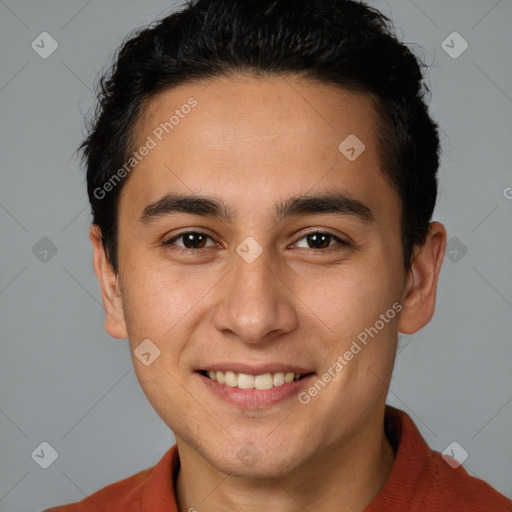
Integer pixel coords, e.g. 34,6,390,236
197,372,315,408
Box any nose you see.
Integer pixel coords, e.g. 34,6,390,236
212,243,299,345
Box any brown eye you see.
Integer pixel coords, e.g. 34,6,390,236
294,232,350,250
162,231,216,251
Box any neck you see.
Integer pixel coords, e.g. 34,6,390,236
175,407,395,512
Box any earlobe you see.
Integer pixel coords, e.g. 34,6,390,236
398,222,447,335
89,225,128,339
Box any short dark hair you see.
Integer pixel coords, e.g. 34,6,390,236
79,0,440,275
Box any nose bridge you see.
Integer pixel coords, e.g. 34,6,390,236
212,242,297,344
234,249,275,307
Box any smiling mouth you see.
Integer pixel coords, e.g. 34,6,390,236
198,370,313,390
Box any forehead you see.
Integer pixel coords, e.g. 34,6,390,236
121,75,398,227
136,75,380,155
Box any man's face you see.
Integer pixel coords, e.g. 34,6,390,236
112,76,407,477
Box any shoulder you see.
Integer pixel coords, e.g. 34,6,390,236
41,465,152,512
421,451,512,511
375,406,512,511
42,445,180,512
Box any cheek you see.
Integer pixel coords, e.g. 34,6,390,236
121,259,201,340
120,258,222,390
293,257,400,350
121,266,195,415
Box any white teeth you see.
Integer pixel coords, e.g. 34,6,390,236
273,372,285,386
254,373,273,390
237,373,255,389
225,371,237,387
203,370,306,389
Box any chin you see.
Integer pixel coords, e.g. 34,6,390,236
218,455,300,480
203,438,306,480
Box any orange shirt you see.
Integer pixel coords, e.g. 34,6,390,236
44,406,512,511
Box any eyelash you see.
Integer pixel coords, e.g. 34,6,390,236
161,230,351,254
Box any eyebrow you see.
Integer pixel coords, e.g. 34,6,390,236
137,192,375,226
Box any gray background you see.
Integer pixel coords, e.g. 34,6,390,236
0,0,511,510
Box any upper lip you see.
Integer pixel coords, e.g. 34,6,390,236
197,363,315,376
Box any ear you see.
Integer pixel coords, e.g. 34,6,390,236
398,222,447,335
89,225,128,339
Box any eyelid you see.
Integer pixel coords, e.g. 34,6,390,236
295,228,351,244
290,229,351,251
162,228,351,252
162,230,217,249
